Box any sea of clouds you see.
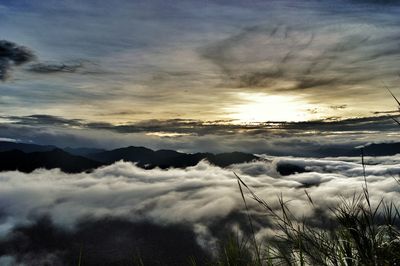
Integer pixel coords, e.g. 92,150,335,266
0,155,399,264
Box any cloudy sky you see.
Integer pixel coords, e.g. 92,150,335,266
2,2,400,263
1,0,400,151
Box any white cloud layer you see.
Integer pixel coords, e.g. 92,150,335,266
0,155,399,240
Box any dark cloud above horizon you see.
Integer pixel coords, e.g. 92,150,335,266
0,113,399,156
2,113,399,135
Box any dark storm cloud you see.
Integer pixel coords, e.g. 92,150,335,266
0,40,35,80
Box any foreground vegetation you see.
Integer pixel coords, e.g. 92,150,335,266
114,154,400,265
210,173,400,266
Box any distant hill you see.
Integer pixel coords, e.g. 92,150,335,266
311,143,400,157
0,142,260,172
207,152,260,167
0,149,103,173
316,142,400,157
1,140,398,174
0,141,56,153
87,146,258,169
63,147,106,156
361,142,400,156
0,142,105,156
276,162,308,176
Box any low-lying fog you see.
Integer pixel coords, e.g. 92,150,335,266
1,155,399,265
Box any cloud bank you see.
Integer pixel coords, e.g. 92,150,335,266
0,155,399,264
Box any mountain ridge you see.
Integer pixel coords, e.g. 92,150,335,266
1,141,399,174
0,142,259,173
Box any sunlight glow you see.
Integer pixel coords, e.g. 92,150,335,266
146,132,192,137
225,93,320,123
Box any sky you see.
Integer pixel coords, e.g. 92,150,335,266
1,0,400,152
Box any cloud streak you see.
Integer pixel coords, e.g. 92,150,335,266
3,114,399,135
28,62,82,74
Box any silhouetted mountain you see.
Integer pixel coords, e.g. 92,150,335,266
63,147,106,156
88,147,259,169
0,149,103,173
0,141,259,172
361,142,400,156
313,146,360,157
276,163,308,176
315,142,400,157
0,141,56,153
89,146,155,165
207,152,260,167
3,140,399,174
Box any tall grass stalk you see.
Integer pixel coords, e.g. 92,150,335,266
234,161,400,265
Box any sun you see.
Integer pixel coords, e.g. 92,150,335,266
224,92,320,123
